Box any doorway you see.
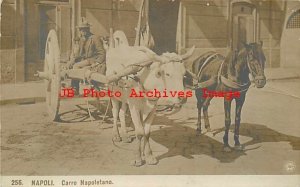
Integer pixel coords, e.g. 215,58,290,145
148,0,180,55
39,5,57,60
39,3,71,62
230,2,257,50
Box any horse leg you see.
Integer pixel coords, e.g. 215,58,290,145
111,99,121,142
203,97,213,132
143,110,158,165
195,88,203,135
128,104,144,167
234,93,246,151
119,102,131,143
223,98,232,152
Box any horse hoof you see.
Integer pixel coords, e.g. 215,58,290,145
196,128,202,136
122,136,132,143
223,146,232,152
146,156,158,165
234,145,244,151
131,159,144,167
113,136,122,142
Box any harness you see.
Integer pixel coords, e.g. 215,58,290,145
189,52,251,91
110,59,187,113
108,63,160,102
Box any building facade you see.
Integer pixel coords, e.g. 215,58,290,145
1,0,299,84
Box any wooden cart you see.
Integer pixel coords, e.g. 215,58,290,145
35,29,154,121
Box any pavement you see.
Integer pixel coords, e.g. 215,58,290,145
0,67,300,105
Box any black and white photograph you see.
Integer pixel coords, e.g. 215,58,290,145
1,0,300,186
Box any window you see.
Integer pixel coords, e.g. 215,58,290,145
287,9,300,29
230,2,257,50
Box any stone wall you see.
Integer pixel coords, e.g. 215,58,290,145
81,0,141,45
1,0,25,83
182,0,286,68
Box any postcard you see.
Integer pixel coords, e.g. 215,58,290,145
1,0,299,186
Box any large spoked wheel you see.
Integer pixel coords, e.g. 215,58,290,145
44,29,61,121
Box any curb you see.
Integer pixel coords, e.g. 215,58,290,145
267,76,300,81
0,97,46,106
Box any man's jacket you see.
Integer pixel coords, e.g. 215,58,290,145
76,34,106,65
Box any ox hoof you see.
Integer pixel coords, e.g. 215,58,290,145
234,145,245,151
122,136,132,143
131,159,144,167
113,136,122,142
223,146,232,152
146,156,158,165
205,126,212,132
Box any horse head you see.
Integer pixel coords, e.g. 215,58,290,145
242,42,267,88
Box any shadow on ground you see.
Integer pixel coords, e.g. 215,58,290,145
57,100,113,123
213,123,300,150
52,100,300,163
151,121,300,163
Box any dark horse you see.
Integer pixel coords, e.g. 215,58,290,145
185,42,266,152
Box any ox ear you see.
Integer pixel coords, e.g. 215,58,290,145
242,42,250,49
181,46,195,61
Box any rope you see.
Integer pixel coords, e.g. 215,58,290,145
101,98,111,124
86,97,94,122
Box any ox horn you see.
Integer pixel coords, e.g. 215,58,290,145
181,46,195,60
137,46,168,64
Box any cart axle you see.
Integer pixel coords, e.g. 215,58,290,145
34,71,50,80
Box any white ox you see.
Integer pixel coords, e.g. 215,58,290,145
106,31,194,166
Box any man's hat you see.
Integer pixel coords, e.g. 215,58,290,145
77,17,91,29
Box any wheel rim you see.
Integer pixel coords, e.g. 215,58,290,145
44,30,61,121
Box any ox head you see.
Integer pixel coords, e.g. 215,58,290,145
143,47,195,108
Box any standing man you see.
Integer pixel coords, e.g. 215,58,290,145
67,18,106,94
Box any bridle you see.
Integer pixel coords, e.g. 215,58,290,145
246,49,266,83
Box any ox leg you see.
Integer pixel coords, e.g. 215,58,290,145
143,110,158,165
128,105,144,167
203,97,213,132
111,99,121,142
119,102,131,143
195,89,203,135
234,93,246,151
223,98,232,152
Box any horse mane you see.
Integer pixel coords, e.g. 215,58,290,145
227,46,252,76
224,49,239,76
